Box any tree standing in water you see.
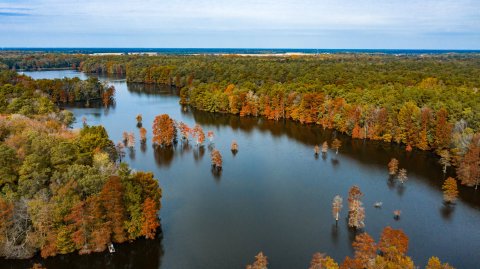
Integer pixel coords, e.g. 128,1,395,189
207,131,214,144
192,124,205,146
321,141,329,154
122,131,129,144
397,168,408,184
178,122,191,143
231,140,238,154
332,139,341,154
438,150,451,174
127,132,135,148
139,127,147,143
388,158,399,175
314,145,320,156
442,177,458,203
332,195,343,224
136,114,143,128
211,149,223,170
246,252,268,269
348,186,365,229
152,114,176,147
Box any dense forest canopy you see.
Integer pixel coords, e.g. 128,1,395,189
2,53,479,187
0,71,161,259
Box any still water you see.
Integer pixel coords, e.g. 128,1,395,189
5,70,480,269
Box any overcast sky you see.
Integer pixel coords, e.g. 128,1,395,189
0,0,479,49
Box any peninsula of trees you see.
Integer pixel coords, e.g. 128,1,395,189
0,71,162,259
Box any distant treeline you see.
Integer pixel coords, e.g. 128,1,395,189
0,52,86,70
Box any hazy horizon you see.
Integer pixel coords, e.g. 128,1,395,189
1,0,479,49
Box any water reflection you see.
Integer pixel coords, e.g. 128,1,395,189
193,146,206,163
153,147,175,167
440,204,455,220
128,83,179,96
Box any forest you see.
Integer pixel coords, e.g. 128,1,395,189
76,54,480,188
2,53,479,188
0,52,86,71
0,71,162,259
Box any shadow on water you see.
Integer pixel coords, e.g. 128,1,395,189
2,227,164,269
440,203,456,221
153,146,175,168
127,83,179,96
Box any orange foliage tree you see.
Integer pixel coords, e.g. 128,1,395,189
152,114,176,147
100,176,127,243
246,252,268,269
141,197,160,239
388,158,399,175
442,177,458,203
211,149,223,169
192,124,205,145
348,186,365,229
457,135,480,188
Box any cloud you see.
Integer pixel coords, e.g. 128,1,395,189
0,11,29,16
0,0,478,48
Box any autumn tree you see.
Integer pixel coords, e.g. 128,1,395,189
388,158,399,175
139,127,147,143
314,145,320,156
178,122,191,142
351,233,377,268
378,226,409,262
348,185,365,229
231,140,239,154
438,150,451,174
426,257,455,269
152,114,176,147
321,141,328,154
442,177,458,203
211,149,223,170
246,252,268,269
141,197,160,239
192,124,205,146
310,252,339,269
122,131,129,145
207,131,214,144
332,139,341,154
136,114,143,128
102,85,115,107
397,168,408,184
434,108,452,149
457,135,480,188
127,132,135,148
332,195,343,223
100,176,127,243
393,210,401,220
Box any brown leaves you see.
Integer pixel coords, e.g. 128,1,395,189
152,114,176,147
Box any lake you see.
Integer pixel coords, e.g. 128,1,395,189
4,70,480,269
